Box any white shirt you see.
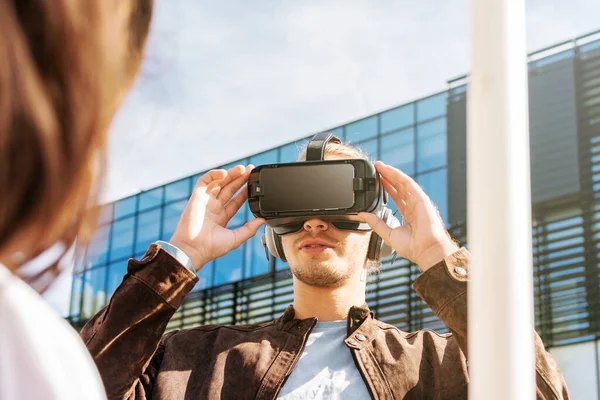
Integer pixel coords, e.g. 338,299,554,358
0,263,106,400
278,320,371,400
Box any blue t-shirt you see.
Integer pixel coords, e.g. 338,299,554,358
277,320,371,399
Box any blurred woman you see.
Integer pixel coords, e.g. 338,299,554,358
0,0,153,398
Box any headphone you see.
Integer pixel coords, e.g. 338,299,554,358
261,208,400,263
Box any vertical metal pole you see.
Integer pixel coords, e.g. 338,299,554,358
467,0,535,398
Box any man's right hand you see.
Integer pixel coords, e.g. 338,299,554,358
169,165,266,272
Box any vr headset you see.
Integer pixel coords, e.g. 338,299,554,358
248,132,400,262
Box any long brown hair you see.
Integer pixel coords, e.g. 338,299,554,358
0,0,153,277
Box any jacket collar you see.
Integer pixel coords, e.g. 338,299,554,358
276,303,375,339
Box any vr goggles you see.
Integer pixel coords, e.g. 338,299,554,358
248,132,399,262
248,134,387,225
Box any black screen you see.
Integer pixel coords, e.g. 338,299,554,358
260,164,355,212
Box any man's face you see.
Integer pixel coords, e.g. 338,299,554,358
280,218,372,288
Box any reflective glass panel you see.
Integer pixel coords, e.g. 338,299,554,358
214,245,244,285
139,187,163,212
161,199,187,240
381,104,414,133
70,273,83,318
417,169,448,224
380,128,415,175
345,116,378,142
86,224,111,268
417,118,446,172
114,196,137,219
109,216,135,261
280,139,309,163
358,138,378,160
97,204,114,225
135,208,161,254
328,127,344,139
81,267,107,319
416,92,447,122
245,233,270,278
228,201,249,229
107,261,127,298
250,149,278,166
194,261,214,291
276,257,288,271
165,178,191,203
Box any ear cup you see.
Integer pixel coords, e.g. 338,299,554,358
263,226,287,262
367,208,401,261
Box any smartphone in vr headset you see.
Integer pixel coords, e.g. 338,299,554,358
247,158,384,224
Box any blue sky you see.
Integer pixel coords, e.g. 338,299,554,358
42,0,600,315
102,0,600,204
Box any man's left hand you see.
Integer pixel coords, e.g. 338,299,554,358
359,161,459,271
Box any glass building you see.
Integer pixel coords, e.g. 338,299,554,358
69,30,600,397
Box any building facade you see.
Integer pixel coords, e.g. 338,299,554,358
69,30,600,397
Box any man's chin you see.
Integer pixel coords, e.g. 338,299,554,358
290,262,350,288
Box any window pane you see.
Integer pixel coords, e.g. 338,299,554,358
345,116,377,142
221,160,247,171
214,245,244,285
417,118,447,172
357,138,378,160
114,196,137,219
107,261,127,298
380,128,415,175
250,149,278,166
139,187,163,212
417,169,448,224
328,127,344,138
165,178,191,203
86,224,111,268
245,233,270,278
192,171,208,186
381,104,414,133
97,204,114,225
70,273,83,318
228,201,249,229
194,261,214,291
161,199,186,240
416,92,447,122
280,139,309,163
110,216,135,261
276,258,288,271
81,267,107,319
135,208,161,254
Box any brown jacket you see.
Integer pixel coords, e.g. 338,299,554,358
81,244,570,399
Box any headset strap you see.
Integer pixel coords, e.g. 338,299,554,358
306,132,341,161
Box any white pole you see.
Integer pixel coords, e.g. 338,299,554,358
467,0,535,399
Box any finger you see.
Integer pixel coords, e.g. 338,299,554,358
232,218,266,248
358,212,394,244
375,161,423,196
217,166,252,203
225,185,249,219
377,162,428,210
195,165,246,190
196,169,227,188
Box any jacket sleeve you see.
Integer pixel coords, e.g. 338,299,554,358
80,244,199,400
412,248,571,400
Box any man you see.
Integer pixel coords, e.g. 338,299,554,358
81,141,570,399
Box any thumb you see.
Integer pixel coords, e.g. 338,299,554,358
358,212,393,243
232,218,266,248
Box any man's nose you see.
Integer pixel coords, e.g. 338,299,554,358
303,218,329,232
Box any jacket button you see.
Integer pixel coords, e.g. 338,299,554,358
454,266,467,276
355,334,366,341
347,339,359,347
